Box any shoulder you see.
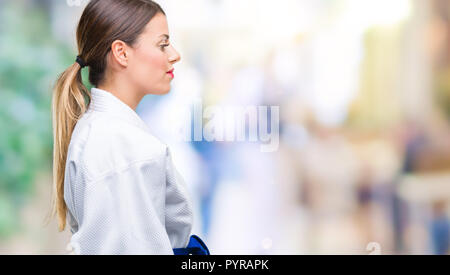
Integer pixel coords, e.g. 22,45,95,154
67,112,168,180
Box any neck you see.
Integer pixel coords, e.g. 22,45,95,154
97,83,144,111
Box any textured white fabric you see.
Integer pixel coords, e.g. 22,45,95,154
63,88,193,255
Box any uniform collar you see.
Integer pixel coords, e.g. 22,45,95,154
89,87,150,132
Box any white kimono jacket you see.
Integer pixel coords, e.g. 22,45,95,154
63,87,193,255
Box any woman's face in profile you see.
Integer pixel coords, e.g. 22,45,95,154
127,12,181,95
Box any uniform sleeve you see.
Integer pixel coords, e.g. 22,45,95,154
69,159,175,255
164,147,194,249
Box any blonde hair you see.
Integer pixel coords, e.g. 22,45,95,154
49,0,165,231
51,62,90,231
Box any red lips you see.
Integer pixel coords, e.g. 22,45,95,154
167,68,174,78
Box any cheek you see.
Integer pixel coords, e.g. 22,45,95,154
136,49,166,76
128,48,170,94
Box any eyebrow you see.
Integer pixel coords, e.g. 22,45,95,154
159,34,170,41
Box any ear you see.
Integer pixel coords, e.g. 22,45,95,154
111,40,129,67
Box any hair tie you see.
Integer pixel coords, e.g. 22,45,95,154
76,55,87,68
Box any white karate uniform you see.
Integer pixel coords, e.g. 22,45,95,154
63,88,193,255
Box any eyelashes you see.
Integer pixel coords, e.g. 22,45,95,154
160,44,170,51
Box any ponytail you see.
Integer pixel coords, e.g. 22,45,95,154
50,62,90,231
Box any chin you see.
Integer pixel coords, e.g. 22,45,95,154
145,86,171,95
158,87,171,95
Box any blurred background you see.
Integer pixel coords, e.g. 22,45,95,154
1,0,450,255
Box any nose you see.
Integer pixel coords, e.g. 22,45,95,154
168,45,181,64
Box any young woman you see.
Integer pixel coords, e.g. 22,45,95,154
51,0,208,255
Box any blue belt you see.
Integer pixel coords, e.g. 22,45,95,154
173,235,210,255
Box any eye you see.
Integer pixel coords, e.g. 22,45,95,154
160,44,170,51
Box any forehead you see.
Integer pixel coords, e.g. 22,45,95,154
141,13,169,41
